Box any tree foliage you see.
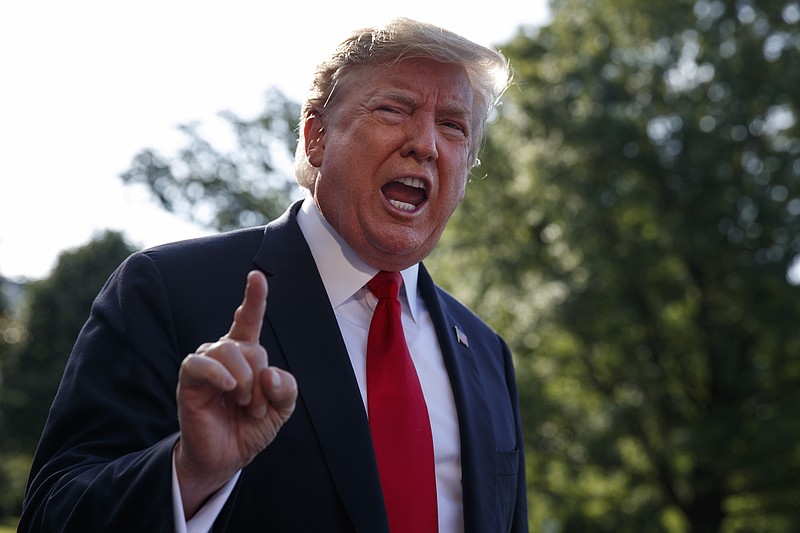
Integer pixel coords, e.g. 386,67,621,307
120,87,301,231
0,276,29,518
0,231,136,454
431,0,800,531
1,231,136,517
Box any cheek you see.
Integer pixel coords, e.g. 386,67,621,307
433,179,467,228
457,176,468,199
439,151,471,202
449,173,468,204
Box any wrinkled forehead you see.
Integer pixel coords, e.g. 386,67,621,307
325,60,481,124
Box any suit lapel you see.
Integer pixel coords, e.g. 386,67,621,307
418,265,499,533
249,205,498,531
252,205,388,533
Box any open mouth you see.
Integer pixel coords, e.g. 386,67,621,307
382,177,428,212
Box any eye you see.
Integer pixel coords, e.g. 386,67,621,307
373,106,406,123
376,105,402,114
440,119,468,136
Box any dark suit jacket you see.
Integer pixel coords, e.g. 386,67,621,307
21,202,528,532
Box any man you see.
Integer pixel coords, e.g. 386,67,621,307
21,17,528,532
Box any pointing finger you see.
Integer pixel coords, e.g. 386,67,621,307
227,270,268,343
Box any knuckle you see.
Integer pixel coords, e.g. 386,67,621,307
180,352,202,370
207,340,239,361
195,342,214,353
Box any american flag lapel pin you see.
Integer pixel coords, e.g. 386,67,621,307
454,325,469,348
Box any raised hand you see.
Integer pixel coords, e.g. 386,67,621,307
175,270,297,518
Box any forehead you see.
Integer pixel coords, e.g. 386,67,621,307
333,59,475,113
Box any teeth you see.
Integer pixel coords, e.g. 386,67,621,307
396,177,425,190
389,200,416,211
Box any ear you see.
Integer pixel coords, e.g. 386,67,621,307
304,112,325,168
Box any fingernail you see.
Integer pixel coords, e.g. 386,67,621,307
271,370,282,390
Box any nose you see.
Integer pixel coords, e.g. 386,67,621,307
400,117,438,161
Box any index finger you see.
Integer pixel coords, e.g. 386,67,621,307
226,270,268,343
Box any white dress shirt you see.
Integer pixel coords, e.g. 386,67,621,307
174,196,463,532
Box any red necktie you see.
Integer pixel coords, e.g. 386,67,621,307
366,271,438,533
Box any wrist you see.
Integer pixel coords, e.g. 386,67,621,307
173,440,236,519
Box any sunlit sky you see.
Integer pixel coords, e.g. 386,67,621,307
0,1,550,280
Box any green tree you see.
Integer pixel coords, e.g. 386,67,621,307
0,231,133,517
0,232,136,519
0,232,136,455
0,275,29,519
430,0,800,531
120,87,301,231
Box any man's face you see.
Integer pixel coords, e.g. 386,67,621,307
305,59,477,271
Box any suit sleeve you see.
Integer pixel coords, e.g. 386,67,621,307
20,252,186,532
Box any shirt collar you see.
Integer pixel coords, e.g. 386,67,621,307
296,196,421,320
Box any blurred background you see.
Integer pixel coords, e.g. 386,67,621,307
2,0,800,531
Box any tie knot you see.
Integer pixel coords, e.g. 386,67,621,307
367,271,402,300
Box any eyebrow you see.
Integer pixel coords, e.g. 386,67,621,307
369,89,417,107
371,89,472,120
